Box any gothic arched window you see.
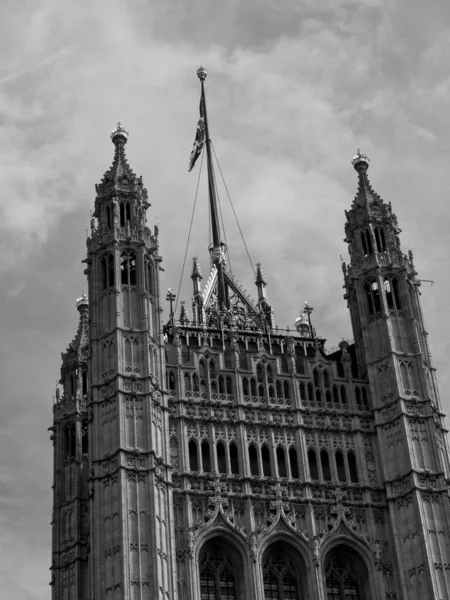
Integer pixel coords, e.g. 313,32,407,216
384,275,401,310
308,448,319,481
335,451,346,482
374,226,386,252
323,369,330,389
201,440,211,473
242,377,249,396
189,439,198,472
364,279,381,315
261,445,271,477
100,253,115,290
249,444,259,476
360,229,373,256
348,452,359,483
324,545,368,600
283,380,290,399
277,446,287,478
299,382,306,401
262,542,303,600
230,442,239,475
226,376,233,395
321,449,332,481
289,447,299,479
120,250,136,286
217,441,227,474
199,539,240,600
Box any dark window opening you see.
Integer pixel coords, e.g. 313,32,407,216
299,382,306,400
307,382,314,401
217,442,227,474
202,441,211,472
348,452,359,483
355,386,361,405
192,374,199,392
340,386,347,404
249,445,258,476
120,251,137,286
167,371,175,391
250,378,257,396
283,380,290,399
324,370,330,388
218,376,225,394
326,390,332,404
333,385,339,403
230,442,239,475
257,363,263,383
362,387,368,408
106,204,112,229
289,447,299,479
226,377,232,395
267,365,273,383
335,451,346,482
243,378,249,395
316,389,322,403
200,544,237,600
321,450,331,481
269,385,275,399
81,422,88,454
308,448,319,480
189,439,198,471
313,369,319,387
184,373,191,392
364,279,381,315
277,446,287,478
262,445,271,477
82,371,88,396
276,380,283,399
263,544,300,600
64,424,76,458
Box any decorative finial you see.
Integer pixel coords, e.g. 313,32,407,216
76,293,89,311
197,66,207,81
352,149,370,171
110,122,129,145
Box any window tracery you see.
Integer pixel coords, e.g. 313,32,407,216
364,279,381,316
324,546,367,600
262,543,302,600
199,541,239,600
120,250,136,286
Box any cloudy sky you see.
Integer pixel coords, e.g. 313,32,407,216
1,0,450,596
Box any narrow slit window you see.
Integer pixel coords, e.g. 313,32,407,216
308,448,319,480
189,439,198,471
217,442,227,474
261,445,271,477
230,442,239,475
201,440,211,473
348,452,359,483
249,445,258,476
321,450,331,481
277,446,287,478
289,447,299,479
336,451,346,482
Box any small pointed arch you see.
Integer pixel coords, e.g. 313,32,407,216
276,446,287,478
120,250,137,285
242,377,249,396
276,380,283,399
226,376,233,395
184,372,191,393
313,368,320,387
262,541,306,600
361,387,368,408
321,449,331,481
217,441,227,474
299,381,306,401
188,439,199,471
340,385,347,404
201,439,211,472
192,373,199,392
324,544,370,600
323,369,330,389
335,450,346,482
261,445,272,477
257,362,264,382
229,442,239,475
199,537,243,600
283,380,290,399
348,452,359,483
333,385,339,403
308,448,319,481
199,359,206,378
250,378,257,396
289,447,299,479
248,444,259,476
307,382,314,401
218,375,225,394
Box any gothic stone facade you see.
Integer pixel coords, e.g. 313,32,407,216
50,131,450,600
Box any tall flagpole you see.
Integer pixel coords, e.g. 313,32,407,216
197,66,228,310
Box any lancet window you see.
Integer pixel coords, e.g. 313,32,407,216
64,423,76,459
360,229,373,256
374,226,386,252
308,448,319,480
277,446,287,478
217,441,227,474
119,200,131,227
229,442,239,475
364,279,381,315
289,447,299,478
199,540,239,600
262,543,302,600
249,444,259,476
100,253,115,290
201,440,211,473
384,275,401,310
120,250,137,286
348,452,359,483
189,439,199,472
324,546,367,600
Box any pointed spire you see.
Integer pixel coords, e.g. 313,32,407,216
255,263,267,286
351,150,383,209
61,295,90,377
179,301,189,325
191,256,203,280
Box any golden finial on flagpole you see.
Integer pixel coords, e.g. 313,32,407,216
197,66,207,80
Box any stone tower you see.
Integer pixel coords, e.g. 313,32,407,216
51,122,450,599
51,123,177,599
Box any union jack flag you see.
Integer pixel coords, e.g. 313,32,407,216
188,98,205,172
